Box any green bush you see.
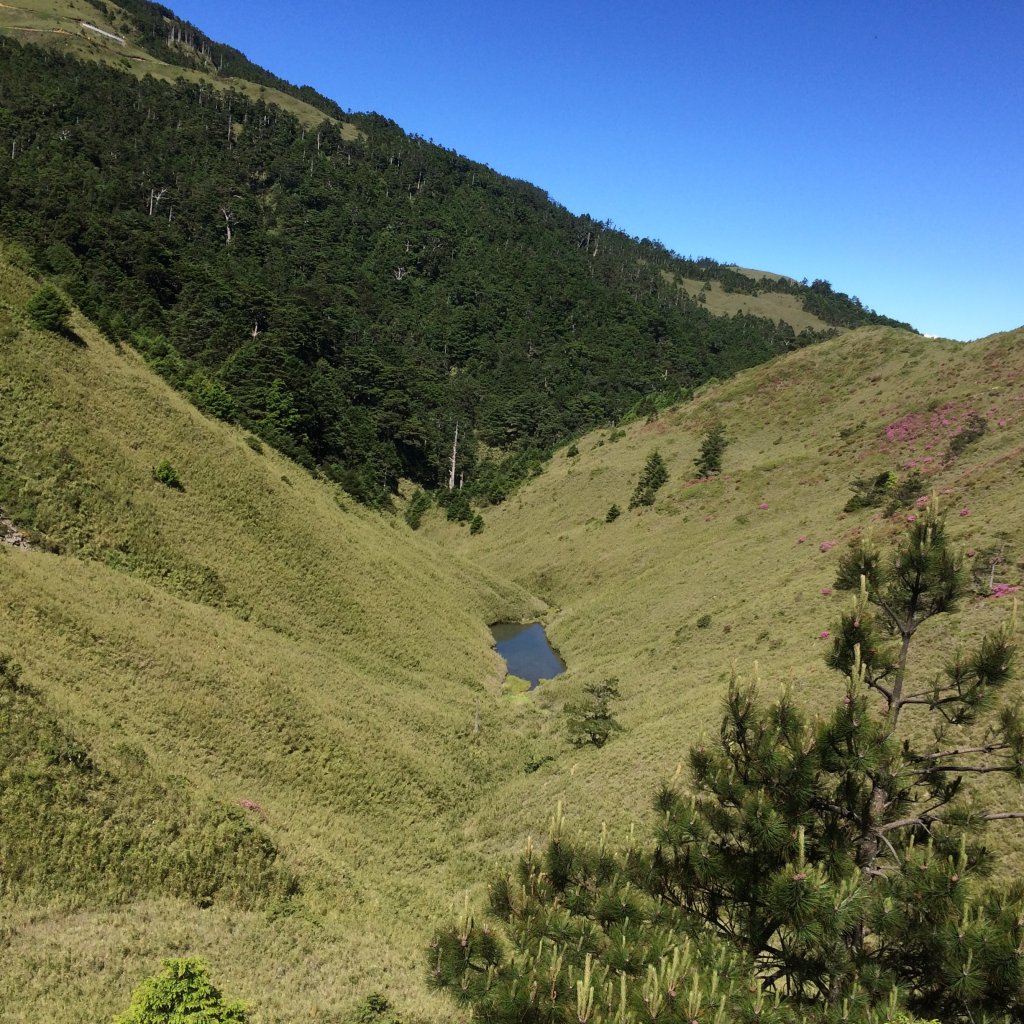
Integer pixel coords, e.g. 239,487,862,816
604,503,620,523
404,489,432,530
350,991,404,1023
152,459,183,490
564,678,623,749
843,469,895,511
947,411,987,459
112,958,247,1023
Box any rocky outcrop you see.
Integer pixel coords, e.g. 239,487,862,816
0,509,34,549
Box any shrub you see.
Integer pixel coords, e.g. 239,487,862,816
152,459,183,490
564,678,622,749
947,411,987,459
566,443,579,458
112,958,247,1023
604,503,620,523
843,469,895,511
350,991,404,1023
404,489,432,530
469,513,485,534
695,612,711,629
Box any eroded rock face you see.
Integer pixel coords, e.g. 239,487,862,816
0,510,33,549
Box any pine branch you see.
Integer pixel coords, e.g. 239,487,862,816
866,677,894,702
912,742,1010,762
879,809,1024,833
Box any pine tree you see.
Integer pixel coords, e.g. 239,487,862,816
628,449,669,509
694,421,727,477
25,285,71,335
430,503,1022,1022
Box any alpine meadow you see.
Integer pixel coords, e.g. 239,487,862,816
1,2,1023,1023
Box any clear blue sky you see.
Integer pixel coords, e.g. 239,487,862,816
169,0,1023,340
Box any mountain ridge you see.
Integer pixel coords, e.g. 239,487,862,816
0,4,914,508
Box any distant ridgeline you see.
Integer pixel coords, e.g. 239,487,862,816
0,25,911,506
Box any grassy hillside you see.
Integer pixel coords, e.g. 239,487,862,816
0,249,553,1023
428,324,1024,865
674,274,831,332
3,225,1022,1020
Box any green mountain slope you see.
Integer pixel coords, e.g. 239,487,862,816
0,13,912,506
0,249,548,1022
2,243,1021,1021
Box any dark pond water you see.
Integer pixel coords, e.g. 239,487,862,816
490,622,566,689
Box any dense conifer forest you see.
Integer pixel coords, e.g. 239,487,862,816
0,29,910,505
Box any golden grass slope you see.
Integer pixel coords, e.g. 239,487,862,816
0,0,360,134
430,325,1024,861
0,250,548,1022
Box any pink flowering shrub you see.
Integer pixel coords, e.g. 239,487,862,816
990,584,1020,599
821,587,833,596
819,541,836,553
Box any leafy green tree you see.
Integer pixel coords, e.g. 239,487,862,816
565,678,623,749
25,285,71,334
430,505,1023,1022
628,449,669,509
112,958,247,1023
694,421,728,477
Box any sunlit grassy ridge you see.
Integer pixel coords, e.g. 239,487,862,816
0,0,359,133
0,249,549,1022
672,273,831,332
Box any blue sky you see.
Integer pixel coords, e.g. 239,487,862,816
168,0,1023,340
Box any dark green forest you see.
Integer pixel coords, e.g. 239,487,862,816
0,32,911,505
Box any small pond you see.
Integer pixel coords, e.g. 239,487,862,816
490,621,566,689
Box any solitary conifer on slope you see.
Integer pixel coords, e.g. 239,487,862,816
629,449,669,508
694,421,728,478
429,503,1022,1022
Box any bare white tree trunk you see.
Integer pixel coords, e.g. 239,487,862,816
448,422,459,491
148,187,168,216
